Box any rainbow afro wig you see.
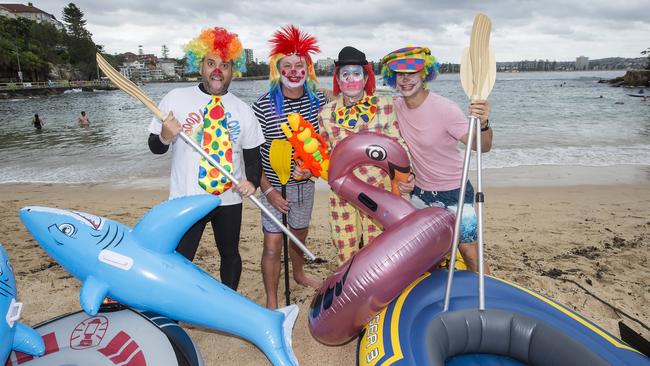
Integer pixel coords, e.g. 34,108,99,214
381,46,441,88
184,27,246,76
268,25,321,118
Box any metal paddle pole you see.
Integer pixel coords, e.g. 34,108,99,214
281,186,290,306
443,116,477,312
177,134,316,261
474,117,486,310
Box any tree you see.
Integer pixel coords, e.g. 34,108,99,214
63,3,91,39
642,47,650,70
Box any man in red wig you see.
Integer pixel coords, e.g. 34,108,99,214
252,25,326,309
319,46,410,266
147,27,265,290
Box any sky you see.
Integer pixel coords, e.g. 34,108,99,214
37,0,650,63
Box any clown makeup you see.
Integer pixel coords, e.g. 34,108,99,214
338,65,365,97
396,72,423,98
280,54,307,89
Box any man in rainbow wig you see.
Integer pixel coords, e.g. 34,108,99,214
147,27,265,290
382,46,493,273
252,25,326,309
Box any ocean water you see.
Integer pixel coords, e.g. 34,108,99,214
0,71,648,186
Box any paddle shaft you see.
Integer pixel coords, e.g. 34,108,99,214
176,132,316,260
443,116,486,311
282,186,290,306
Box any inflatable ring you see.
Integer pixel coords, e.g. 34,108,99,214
309,132,455,345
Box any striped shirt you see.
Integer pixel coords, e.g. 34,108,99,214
252,91,327,187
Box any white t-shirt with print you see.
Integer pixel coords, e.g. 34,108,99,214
148,85,264,205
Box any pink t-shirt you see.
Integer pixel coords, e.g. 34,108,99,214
395,92,469,191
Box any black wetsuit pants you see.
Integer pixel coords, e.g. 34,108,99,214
176,203,243,291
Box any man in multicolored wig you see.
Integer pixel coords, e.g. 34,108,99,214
147,27,265,290
382,46,493,273
252,25,326,309
319,46,409,266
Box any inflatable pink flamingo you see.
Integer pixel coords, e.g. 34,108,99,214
308,132,455,345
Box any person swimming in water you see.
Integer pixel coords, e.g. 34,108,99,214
32,114,43,129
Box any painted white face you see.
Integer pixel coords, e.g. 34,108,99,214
396,72,423,98
338,65,365,98
280,54,307,89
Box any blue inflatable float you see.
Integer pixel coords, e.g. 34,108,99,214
19,195,299,366
0,243,44,364
357,271,650,366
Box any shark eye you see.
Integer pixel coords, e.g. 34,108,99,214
5,261,11,274
58,223,76,237
366,145,387,161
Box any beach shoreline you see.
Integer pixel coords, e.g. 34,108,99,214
0,180,648,365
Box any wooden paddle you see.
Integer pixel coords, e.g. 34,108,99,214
95,52,317,261
444,13,496,312
460,14,496,100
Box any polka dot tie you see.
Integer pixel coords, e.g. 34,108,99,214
198,96,233,195
334,96,378,130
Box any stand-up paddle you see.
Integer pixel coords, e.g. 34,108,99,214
269,139,294,306
95,53,316,261
443,13,496,312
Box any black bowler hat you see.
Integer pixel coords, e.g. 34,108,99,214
334,46,368,66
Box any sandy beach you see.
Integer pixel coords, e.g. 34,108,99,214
0,174,648,365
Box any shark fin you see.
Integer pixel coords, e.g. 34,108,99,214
277,304,299,365
132,195,221,254
80,275,109,315
13,322,45,356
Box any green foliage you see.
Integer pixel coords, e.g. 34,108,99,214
0,3,100,81
642,47,650,70
62,2,91,39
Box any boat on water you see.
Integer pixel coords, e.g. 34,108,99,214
62,88,83,94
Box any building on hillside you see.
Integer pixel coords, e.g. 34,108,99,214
315,57,335,73
244,49,254,64
158,59,178,78
576,56,589,71
0,2,64,30
0,5,16,18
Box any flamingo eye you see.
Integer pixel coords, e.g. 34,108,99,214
366,145,387,161
58,223,76,237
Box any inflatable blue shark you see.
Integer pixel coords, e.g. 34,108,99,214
0,244,45,363
19,195,299,366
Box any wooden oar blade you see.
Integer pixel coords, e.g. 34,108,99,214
95,53,165,120
460,47,473,98
464,14,496,100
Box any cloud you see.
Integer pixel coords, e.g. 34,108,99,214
38,0,650,62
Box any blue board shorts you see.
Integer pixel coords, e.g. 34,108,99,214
410,181,478,243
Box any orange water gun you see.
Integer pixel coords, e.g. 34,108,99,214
280,113,330,180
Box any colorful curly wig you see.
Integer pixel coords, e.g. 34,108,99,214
381,47,441,89
268,25,321,118
183,27,247,77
